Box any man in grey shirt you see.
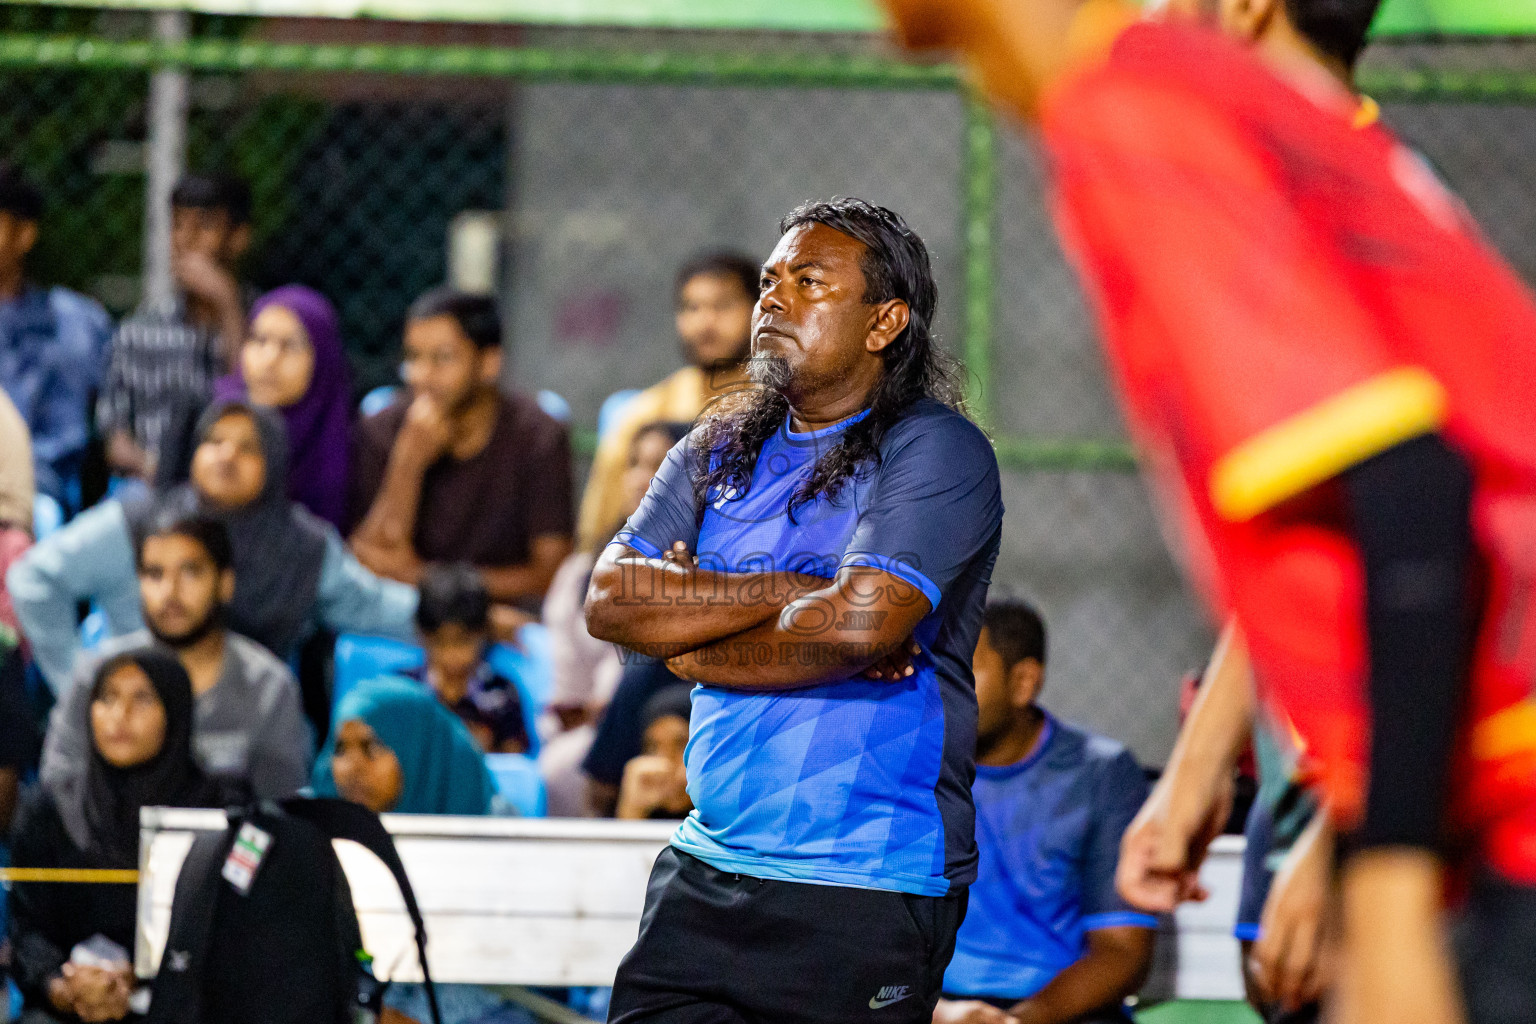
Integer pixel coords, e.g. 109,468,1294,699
41,508,310,799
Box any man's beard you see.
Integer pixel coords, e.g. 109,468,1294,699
747,352,792,392
147,604,223,649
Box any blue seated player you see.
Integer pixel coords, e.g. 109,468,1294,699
936,600,1156,1024
405,562,529,754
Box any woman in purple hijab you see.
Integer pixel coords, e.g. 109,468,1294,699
214,285,352,529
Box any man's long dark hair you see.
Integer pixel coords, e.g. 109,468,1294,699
689,198,963,520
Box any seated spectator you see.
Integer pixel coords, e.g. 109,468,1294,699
212,285,352,529
98,174,251,487
407,563,528,754
615,684,693,821
936,600,1155,1024
581,656,686,818
575,252,755,552
542,420,687,816
311,676,525,1024
0,163,112,507
0,386,35,640
349,289,573,607
311,674,496,817
39,507,311,801
8,400,417,695
10,649,224,1024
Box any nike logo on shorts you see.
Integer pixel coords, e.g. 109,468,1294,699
869,985,914,1009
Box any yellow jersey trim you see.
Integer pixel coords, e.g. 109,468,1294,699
1210,366,1448,522
1353,95,1381,130
1474,702,1536,763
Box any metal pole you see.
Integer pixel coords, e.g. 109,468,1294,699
961,90,997,430
142,10,189,312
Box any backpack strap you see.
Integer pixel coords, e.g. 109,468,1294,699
145,814,243,1024
279,798,443,1024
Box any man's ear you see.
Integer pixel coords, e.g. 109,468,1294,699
1223,0,1280,41
866,299,911,355
1008,657,1044,710
16,220,38,259
218,567,236,605
478,345,504,386
226,222,252,262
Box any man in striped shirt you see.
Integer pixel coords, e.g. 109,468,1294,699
98,174,251,485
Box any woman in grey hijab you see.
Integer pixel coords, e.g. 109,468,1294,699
8,401,419,696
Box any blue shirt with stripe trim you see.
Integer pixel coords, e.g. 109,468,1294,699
943,714,1157,1000
614,397,1003,897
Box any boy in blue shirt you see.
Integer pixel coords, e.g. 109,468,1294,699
937,600,1155,1024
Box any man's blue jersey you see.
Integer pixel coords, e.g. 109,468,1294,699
615,398,1003,896
943,715,1156,1000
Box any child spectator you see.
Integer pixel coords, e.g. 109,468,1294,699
9,400,417,695
39,506,311,802
615,684,693,821
936,600,1156,1024
542,420,688,816
212,285,352,530
408,563,529,754
99,174,252,487
0,162,111,508
10,648,224,1024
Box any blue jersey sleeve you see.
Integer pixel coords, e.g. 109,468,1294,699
1081,749,1159,930
612,436,700,561
840,411,1002,611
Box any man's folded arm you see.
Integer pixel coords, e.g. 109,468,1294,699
584,542,828,657
663,565,931,691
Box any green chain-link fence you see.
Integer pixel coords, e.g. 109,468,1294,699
3,5,1534,760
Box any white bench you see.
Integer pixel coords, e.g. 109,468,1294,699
136,810,1248,1000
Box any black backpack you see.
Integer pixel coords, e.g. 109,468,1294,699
147,797,442,1024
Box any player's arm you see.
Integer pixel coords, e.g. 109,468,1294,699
584,542,828,657
1007,927,1154,1024
662,565,930,690
1330,434,1472,1024
1119,621,1255,911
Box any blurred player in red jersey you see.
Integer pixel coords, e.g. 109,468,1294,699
880,2,1536,1024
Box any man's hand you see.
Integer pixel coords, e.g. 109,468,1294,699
615,754,688,820
861,639,922,681
1116,768,1231,912
1331,850,1465,1024
397,394,454,467
489,604,535,648
932,999,1014,1024
662,540,697,570
60,963,132,1023
106,429,154,480
173,250,241,310
1119,620,1253,912
1250,814,1336,1011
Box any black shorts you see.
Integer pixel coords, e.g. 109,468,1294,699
609,847,966,1024
1454,869,1536,1024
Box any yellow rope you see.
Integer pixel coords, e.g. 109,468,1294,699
0,868,140,884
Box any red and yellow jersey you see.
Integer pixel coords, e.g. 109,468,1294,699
1042,20,1536,881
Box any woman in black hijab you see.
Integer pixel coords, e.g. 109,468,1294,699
9,648,220,1023
9,397,420,702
